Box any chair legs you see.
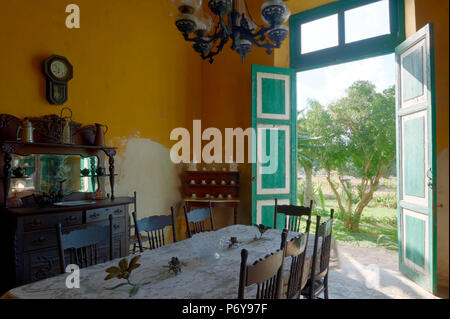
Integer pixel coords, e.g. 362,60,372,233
323,275,329,299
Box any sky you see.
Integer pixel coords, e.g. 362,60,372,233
297,53,395,111
297,0,395,111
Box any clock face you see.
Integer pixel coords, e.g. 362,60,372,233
50,60,68,80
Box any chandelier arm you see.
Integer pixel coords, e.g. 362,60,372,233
244,35,280,50
183,33,200,43
202,15,229,45
250,25,275,39
202,32,230,61
238,27,279,48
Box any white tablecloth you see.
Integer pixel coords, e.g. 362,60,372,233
5,225,339,299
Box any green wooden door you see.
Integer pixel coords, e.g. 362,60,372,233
396,24,436,292
251,65,297,228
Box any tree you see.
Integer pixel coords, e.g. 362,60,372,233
297,109,320,206
303,81,396,231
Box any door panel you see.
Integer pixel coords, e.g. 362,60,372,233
396,24,436,292
402,111,428,205
256,199,289,229
252,65,297,228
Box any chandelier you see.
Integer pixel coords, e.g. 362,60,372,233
172,0,291,63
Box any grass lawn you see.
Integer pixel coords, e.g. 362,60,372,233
310,199,398,251
298,176,399,251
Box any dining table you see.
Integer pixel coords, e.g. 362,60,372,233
2,225,339,299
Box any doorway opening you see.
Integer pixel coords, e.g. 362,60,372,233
288,0,436,296
296,53,398,252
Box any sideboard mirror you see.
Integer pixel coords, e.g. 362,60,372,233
10,154,100,197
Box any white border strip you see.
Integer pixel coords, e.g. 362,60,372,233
256,199,290,225
257,72,290,120
256,124,291,195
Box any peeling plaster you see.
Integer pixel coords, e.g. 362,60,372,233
111,136,183,221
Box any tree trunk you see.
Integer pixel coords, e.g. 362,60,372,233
325,170,347,221
352,186,376,231
304,164,313,206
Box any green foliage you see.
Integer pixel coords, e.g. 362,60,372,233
104,255,151,297
311,204,398,250
371,193,398,209
303,82,396,178
301,81,397,230
298,180,325,210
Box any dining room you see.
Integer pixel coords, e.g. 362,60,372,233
0,0,448,307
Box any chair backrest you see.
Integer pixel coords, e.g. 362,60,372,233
132,206,177,252
238,229,288,299
274,199,313,233
56,215,113,274
284,232,309,299
184,203,214,238
129,191,137,244
309,209,334,290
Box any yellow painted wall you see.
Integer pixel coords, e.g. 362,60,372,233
0,0,203,239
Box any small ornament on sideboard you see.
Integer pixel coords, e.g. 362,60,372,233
60,107,74,144
12,166,26,178
17,119,35,143
229,162,238,172
7,192,23,208
94,123,108,147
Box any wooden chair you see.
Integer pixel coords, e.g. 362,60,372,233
284,232,309,299
274,199,313,233
238,229,288,299
184,203,214,238
131,206,177,253
302,209,335,299
56,215,113,274
128,191,138,254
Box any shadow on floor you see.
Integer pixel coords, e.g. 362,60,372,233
327,244,438,299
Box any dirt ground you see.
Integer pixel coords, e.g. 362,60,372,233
327,244,439,299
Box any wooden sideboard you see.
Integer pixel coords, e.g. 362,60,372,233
0,114,131,294
0,198,132,294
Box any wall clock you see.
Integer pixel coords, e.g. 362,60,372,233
43,55,73,105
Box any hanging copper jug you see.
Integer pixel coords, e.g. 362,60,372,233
94,123,108,147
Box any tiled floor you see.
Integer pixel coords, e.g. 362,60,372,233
327,244,439,299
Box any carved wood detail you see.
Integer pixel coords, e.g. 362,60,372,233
26,115,81,144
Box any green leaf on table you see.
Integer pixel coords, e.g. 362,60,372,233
105,266,120,274
118,258,128,272
129,285,140,297
104,273,119,281
128,255,141,272
106,282,128,290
